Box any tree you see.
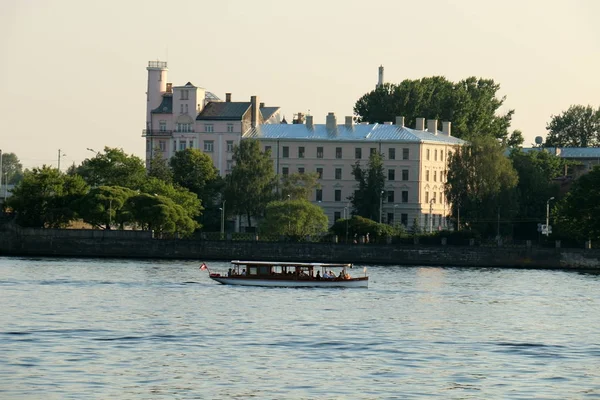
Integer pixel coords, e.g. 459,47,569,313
280,172,320,201
445,136,518,236
148,151,173,184
555,166,600,241
505,130,525,148
123,193,199,236
7,166,89,228
224,139,277,228
170,148,220,198
76,147,146,189
139,177,203,227
354,76,514,141
260,199,328,238
545,105,600,147
329,215,401,243
0,152,24,184
76,186,136,230
349,152,385,221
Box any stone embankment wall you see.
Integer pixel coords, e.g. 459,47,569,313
1,228,599,269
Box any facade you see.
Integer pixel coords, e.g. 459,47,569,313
142,61,280,175
245,114,465,230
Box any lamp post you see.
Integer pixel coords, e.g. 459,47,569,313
220,200,226,239
58,149,66,172
546,197,555,237
343,204,349,243
379,190,384,224
429,198,434,233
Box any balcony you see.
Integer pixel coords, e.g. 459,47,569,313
142,129,173,137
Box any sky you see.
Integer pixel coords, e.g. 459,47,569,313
0,0,598,170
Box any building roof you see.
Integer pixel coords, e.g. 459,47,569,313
244,123,466,144
521,147,600,159
151,95,172,114
196,102,252,120
260,106,280,121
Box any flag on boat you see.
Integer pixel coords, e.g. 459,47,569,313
200,263,208,270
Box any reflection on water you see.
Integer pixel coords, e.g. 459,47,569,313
1,257,599,399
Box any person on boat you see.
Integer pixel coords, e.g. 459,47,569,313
228,268,232,277
241,269,246,276
315,270,321,280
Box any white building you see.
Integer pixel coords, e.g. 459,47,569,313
245,114,465,230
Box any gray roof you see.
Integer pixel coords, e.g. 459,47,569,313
261,106,280,121
244,123,466,144
197,102,251,120
151,95,172,114
521,147,600,159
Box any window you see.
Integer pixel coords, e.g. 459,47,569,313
159,140,166,151
177,123,191,132
146,140,150,152
434,171,437,182
282,167,289,176
440,192,444,204
203,140,214,152
403,148,409,160
441,150,444,161
227,124,234,133
184,104,188,114
159,121,167,132
401,213,408,226
402,169,409,181
264,145,271,153
387,213,394,225
180,104,184,114
334,189,341,202
179,141,187,151
389,148,395,160
298,147,305,158
433,192,437,202
336,147,342,159
402,191,408,203
317,147,323,158
435,149,438,161
316,167,323,179
316,189,323,202
387,190,394,203
227,141,234,152
173,140,176,151
283,146,289,158
335,168,342,180
427,149,430,160
426,170,430,181
388,169,395,181
370,147,377,156
226,160,233,172
355,148,362,159
425,192,429,203
188,140,194,149
205,124,214,133
298,167,305,174
334,212,341,222
181,90,189,100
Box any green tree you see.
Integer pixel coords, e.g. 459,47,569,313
76,147,146,189
76,186,136,230
555,166,600,241
139,177,203,227
445,136,518,236
354,76,514,141
148,151,173,184
329,215,401,243
545,105,600,147
224,139,277,228
1,152,24,184
123,193,198,236
260,199,328,238
280,172,320,201
349,152,385,221
8,166,89,228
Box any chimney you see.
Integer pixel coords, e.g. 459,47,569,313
427,119,438,135
384,121,392,125
345,116,354,129
306,115,314,129
226,93,231,102
326,112,337,131
166,83,173,93
250,95,259,128
395,116,405,127
442,121,451,136
260,102,265,108
415,117,425,131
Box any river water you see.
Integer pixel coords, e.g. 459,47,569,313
1,257,599,399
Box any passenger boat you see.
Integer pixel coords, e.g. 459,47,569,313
202,260,368,288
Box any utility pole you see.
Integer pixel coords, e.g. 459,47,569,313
546,197,555,236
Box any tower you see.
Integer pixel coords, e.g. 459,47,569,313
376,65,384,89
146,61,168,127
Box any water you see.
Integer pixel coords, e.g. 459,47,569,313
1,257,599,399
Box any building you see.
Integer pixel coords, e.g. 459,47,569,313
142,61,281,175
245,114,465,229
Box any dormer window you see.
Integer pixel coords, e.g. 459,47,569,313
181,90,189,100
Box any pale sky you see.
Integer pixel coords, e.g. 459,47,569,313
1,0,598,169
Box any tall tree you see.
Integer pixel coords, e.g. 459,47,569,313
7,166,89,228
445,136,518,236
280,172,320,201
123,193,199,236
148,151,173,184
545,105,600,147
260,199,328,238
349,152,385,222
76,186,136,230
76,147,146,189
224,139,276,227
354,76,514,141
0,152,24,184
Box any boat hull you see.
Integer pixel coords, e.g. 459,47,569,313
210,276,368,288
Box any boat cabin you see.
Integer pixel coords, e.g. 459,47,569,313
228,261,353,280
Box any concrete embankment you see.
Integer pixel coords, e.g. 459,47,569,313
1,228,599,269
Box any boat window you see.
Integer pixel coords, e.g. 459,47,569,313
249,267,258,275
258,266,270,275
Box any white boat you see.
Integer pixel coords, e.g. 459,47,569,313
204,260,368,288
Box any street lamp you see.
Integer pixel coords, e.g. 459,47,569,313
220,200,226,239
546,197,555,237
343,204,349,243
379,190,384,224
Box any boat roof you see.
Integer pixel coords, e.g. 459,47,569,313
231,260,352,268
